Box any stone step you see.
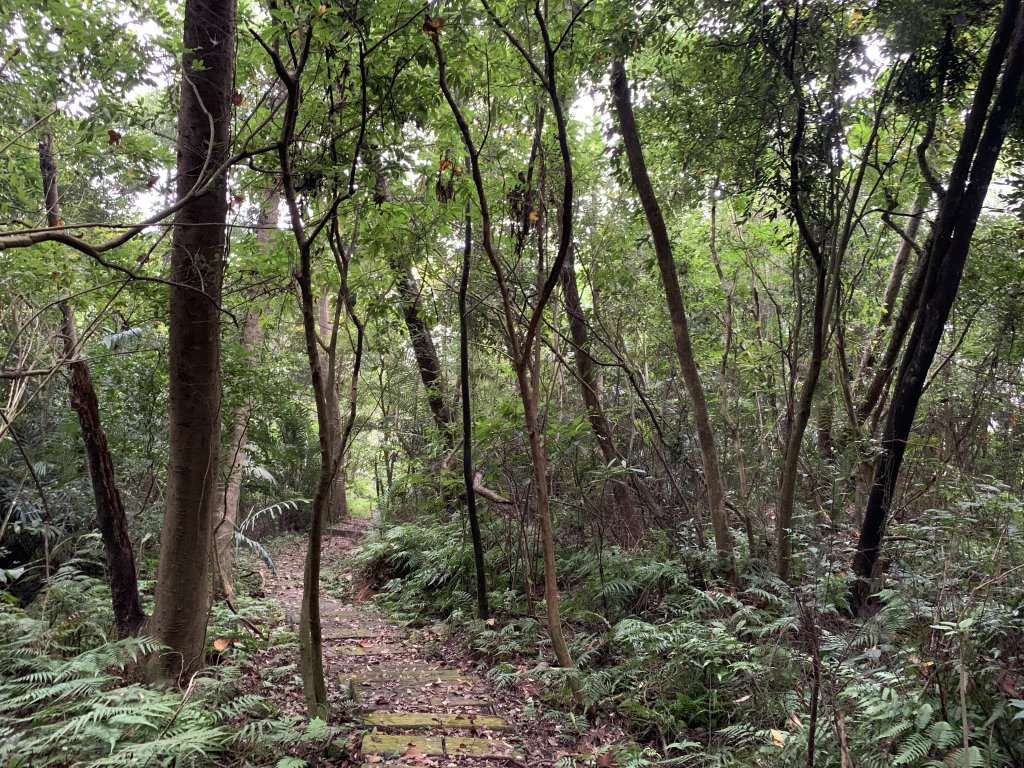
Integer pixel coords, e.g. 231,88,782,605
336,644,409,657
322,628,380,640
361,733,521,758
343,667,472,686
362,696,492,712
364,712,509,730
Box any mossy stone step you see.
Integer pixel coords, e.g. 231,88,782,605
344,668,470,686
322,627,378,639
361,733,520,758
362,696,491,712
336,644,408,656
364,712,509,730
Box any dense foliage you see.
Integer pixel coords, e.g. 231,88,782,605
2,0,1023,764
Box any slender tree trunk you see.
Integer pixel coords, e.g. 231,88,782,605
433,25,575,672
858,191,929,377
62,310,147,638
213,190,277,601
148,0,236,682
775,261,827,580
853,0,1024,611
559,246,643,545
610,57,737,584
37,132,145,639
318,296,348,521
372,160,457,448
459,204,488,620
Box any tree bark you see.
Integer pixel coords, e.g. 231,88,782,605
775,258,827,580
858,190,929,378
432,26,575,672
213,190,278,601
459,204,489,620
559,245,643,545
372,159,457,448
148,0,235,682
610,57,737,584
318,295,348,521
38,132,145,639
853,0,1024,611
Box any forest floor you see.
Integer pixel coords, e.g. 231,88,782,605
260,519,576,768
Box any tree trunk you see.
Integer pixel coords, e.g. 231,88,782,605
63,310,147,638
559,245,643,545
610,57,737,584
148,0,235,682
459,204,489,620
858,190,929,378
37,131,145,639
432,26,575,673
318,295,348,521
213,190,278,601
853,0,1024,612
775,260,827,580
372,160,457,448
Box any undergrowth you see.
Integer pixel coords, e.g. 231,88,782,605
0,563,339,767
351,485,1024,767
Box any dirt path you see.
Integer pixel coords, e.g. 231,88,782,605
267,519,563,768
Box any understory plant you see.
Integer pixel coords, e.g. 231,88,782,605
0,564,339,767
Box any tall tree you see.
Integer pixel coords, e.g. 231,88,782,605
852,0,1024,611
458,203,488,620
213,188,279,602
38,131,145,639
610,57,738,584
147,0,237,681
433,6,577,670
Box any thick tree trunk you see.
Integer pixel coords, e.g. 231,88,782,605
559,246,643,545
213,191,277,601
148,0,235,682
853,0,1024,611
38,132,145,639
610,57,737,583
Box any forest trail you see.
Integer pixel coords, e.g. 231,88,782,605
268,520,542,768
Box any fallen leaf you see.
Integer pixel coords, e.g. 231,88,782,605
770,729,787,747
213,638,231,651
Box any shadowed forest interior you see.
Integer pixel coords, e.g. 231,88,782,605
2,0,1024,765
